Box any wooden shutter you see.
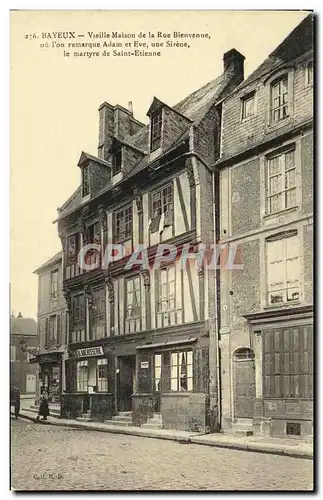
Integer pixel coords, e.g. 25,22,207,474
193,348,201,392
65,358,76,393
56,314,61,346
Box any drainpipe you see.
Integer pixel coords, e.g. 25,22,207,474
212,168,221,431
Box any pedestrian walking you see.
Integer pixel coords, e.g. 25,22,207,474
36,392,50,421
10,386,20,420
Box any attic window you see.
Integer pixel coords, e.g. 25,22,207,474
112,150,122,175
82,165,90,197
151,110,162,151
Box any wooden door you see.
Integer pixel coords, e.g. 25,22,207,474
118,356,135,412
26,374,36,394
234,349,255,418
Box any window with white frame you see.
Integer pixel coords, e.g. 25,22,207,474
82,165,90,197
125,275,141,334
49,315,57,343
241,93,255,119
171,350,193,392
114,205,132,243
266,148,296,214
10,345,16,362
97,358,108,392
305,60,313,86
76,360,88,391
151,110,162,151
267,233,300,305
271,76,289,123
152,184,173,219
154,354,162,392
157,265,178,327
51,269,59,298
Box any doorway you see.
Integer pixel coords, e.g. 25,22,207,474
117,355,136,412
233,348,256,418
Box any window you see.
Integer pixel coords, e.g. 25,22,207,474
114,205,132,242
263,326,312,399
67,234,79,265
49,315,57,343
157,265,179,327
241,93,255,119
112,150,122,175
171,351,193,392
82,165,90,197
77,360,88,392
151,110,162,151
152,184,173,219
72,294,86,329
271,76,289,123
97,358,108,392
267,233,300,305
305,61,313,86
87,222,101,245
93,288,106,324
266,148,296,214
125,276,141,334
10,345,16,362
51,269,59,298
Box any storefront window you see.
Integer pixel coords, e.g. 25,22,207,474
77,360,88,392
171,351,193,392
97,358,108,392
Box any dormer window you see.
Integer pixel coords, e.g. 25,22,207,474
82,165,90,197
270,76,289,123
151,110,162,151
112,150,122,175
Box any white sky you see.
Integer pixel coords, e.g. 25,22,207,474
10,10,309,319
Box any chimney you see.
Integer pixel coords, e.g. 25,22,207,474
98,102,115,160
128,101,133,116
223,48,245,82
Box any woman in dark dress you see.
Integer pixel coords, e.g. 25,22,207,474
36,392,50,421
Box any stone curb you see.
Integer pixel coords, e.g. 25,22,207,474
15,412,313,460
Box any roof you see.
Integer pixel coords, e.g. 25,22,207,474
10,316,37,336
77,152,111,168
34,251,62,274
234,14,313,93
57,57,237,220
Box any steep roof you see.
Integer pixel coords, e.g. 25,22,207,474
234,13,313,93
10,316,37,336
34,251,62,274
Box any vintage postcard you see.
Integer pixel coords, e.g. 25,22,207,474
10,10,314,492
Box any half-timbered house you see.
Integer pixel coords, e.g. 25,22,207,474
56,48,245,431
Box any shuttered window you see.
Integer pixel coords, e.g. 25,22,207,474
263,326,313,398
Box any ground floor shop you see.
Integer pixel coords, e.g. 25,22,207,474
221,306,313,439
34,352,63,404
62,322,213,432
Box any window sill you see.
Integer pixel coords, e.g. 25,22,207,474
263,205,298,221
263,301,300,311
162,392,192,397
266,116,292,133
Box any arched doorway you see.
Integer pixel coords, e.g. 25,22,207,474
233,348,256,419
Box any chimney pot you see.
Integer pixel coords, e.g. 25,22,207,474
128,101,133,115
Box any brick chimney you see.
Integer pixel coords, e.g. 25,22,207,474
223,48,245,82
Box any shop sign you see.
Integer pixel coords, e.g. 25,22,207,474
140,361,149,369
37,353,60,364
76,346,104,358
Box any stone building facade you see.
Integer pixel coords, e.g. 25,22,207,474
10,314,38,395
55,49,245,430
215,15,313,438
33,251,68,403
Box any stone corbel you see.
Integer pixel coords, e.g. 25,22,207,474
98,204,107,229
105,274,114,303
133,187,143,213
141,270,151,291
186,158,196,188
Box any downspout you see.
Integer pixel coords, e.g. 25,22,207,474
212,168,221,430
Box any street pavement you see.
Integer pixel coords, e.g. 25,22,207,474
10,419,313,491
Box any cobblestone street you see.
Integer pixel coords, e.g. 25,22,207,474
11,419,313,491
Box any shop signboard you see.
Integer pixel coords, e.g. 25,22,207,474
76,346,104,358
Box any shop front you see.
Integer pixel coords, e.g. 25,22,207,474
62,344,114,422
35,352,62,404
244,306,313,439
132,337,210,432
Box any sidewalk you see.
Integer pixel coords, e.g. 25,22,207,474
16,409,313,460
